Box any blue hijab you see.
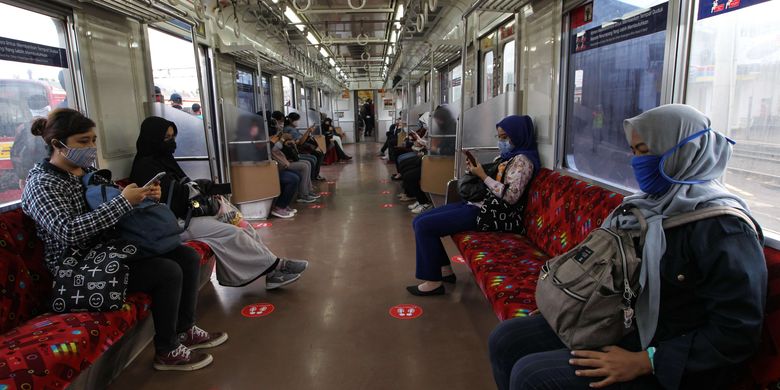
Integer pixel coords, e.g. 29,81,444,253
496,115,541,173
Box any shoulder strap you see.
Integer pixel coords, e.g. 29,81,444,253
662,206,757,234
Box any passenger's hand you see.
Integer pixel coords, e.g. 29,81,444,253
468,160,487,180
146,183,162,202
121,184,151,206
569,346,652,388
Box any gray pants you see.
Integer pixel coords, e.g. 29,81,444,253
287,160,313,197
181,216,277,287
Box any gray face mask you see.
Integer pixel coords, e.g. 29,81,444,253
273,141,283,151
55,140,97,168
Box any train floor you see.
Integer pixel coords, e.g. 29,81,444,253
110,142,499,390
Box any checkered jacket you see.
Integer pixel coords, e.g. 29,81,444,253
21,162,132,272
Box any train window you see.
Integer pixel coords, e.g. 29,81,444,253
440,68,450,105
0,3,74,204
685,0,780,234
502,41,516,93
451,64,462,103
148,27,210,179
259,73,272,113
415,83,423,105
236,67,256,113
282,76,295,111
483,51,494,101
562,0,668,189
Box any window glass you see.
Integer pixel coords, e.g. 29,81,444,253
282,76,295,111
259,73,272,113
483,51,494,101
451,64,462,103
502,40,516,93
416,84,423,105
236,67,255,113
685,0,780,233
563,0,668,188
148,27,210,179
0,3,74,204
440,69,450,105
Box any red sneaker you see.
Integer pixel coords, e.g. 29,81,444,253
179,325,229,350
153,344,213,371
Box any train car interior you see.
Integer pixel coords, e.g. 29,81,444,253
0,0,778,389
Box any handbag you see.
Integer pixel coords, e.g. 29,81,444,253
457,161,501,202
535,205,757,350
49,239,139,313
475,159,526,233
215,195,249,228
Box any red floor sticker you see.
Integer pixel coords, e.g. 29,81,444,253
381,203,394,208
309,204,325,209
379,179,389,184
451,255,466,264
253,222,273,228
381,190,391,195
241,303,275,318
389,304,423,320
319,191,331,196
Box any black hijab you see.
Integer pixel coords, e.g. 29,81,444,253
130,116,187,185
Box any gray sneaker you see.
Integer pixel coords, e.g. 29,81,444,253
279,258,309,274
265,270,301,290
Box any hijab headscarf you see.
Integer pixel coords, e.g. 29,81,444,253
604,104,752,348
131,116,186,183
496,115,541,173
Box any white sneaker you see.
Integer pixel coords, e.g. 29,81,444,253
411,203,433,214
408,201,420,210
285,207,298,214
271,207,295,219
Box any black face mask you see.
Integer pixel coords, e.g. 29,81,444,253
162,139,177,155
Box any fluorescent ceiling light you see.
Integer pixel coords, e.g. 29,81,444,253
329,58,336,66
284,7,305,31
387,45,394,55
335,66,341,72
307,32,319,45
385,57,390,64
390,31,397,43
320,47,330,57
394,4,404,29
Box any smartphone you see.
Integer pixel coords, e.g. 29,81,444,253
463,150,477,166
143,172,166,188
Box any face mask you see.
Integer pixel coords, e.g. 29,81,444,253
631,155,672,195
55,140,97,169
162,139,177,154
273,141,283,151
292,121,299,127
497,139,513,156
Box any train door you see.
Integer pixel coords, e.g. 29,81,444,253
355,89,377,142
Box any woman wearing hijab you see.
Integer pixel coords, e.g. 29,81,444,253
322,117,352,161
406,114,540,296
130,116,309,289
488,105,766,390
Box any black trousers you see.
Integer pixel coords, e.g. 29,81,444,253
127,245,201,354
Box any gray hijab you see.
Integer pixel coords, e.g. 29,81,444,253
604,104,750,348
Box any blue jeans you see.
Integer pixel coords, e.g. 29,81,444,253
412,202,479,281
277,170,299,208
489,316,658,390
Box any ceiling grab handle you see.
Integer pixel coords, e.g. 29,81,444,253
292,0,311,12
232,0,240,39
347,0,367,10
361,51,371,61
416,14,424,33
428,0,437,12
357,33,369,46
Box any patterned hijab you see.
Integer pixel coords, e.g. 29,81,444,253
605,104,751,348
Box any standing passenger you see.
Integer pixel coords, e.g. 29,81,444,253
488,104,767,390
21,109,226,371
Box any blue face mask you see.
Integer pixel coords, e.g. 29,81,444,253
631,128,735,195
498,140,513,157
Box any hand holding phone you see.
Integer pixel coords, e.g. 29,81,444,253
143,172,166,188
463,150,477,167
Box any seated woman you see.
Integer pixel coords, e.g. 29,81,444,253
268,128,320,205
488,104,766,390
233,114,302,219
282,112,326,181
21,109,226,371
130,116,309,289
391,116,428,181
406,115,540,296
322,117,351,161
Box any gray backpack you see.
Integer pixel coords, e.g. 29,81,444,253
535,205,756,350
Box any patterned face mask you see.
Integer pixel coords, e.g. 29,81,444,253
55,140,97,168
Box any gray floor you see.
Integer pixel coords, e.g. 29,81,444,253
109,143,499,390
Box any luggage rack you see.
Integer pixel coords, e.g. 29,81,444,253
85,0,191,23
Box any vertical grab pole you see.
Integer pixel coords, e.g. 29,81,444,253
429,42,435,122
455,15,468,179
191,24,220,181
406,80,411,129
256,54,272,158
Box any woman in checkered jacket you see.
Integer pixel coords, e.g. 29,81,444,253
20,108,226,371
